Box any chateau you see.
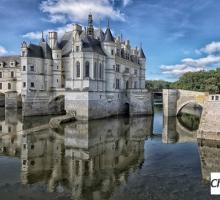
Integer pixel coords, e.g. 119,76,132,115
0,14,152,120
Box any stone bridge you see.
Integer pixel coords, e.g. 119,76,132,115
163,89,208,116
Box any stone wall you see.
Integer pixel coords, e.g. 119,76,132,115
65,90,153,120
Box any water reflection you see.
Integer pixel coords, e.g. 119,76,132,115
162,114,200,144
0,110,153,200
198,139,220,181
1,106,220,199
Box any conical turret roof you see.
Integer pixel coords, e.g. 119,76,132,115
104,28,114,43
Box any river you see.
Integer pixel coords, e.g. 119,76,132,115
0,106,219,200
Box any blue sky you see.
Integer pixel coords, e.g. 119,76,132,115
1,0,220,81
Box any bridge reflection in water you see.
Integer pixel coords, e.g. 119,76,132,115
0,109,153,200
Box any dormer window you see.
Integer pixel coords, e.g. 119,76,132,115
22,51,25,57
10,61,15,67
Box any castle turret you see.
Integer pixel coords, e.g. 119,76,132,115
138,43,146,89
21,41,28,57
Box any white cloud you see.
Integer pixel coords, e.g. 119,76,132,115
160,55,220,77
0,45,7,55
23,24,73,40
122,0,132,7
40,0,126,23
199,41,220,54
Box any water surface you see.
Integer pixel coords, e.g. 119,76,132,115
0,106,218,200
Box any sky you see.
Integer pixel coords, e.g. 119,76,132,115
1,0,220,81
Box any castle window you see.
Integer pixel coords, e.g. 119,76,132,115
94,62,97,79
85,61,90,78
126,81,129,89
57,79,59,83
11,71,14,78
125,68,129,73
0,125,2,131
99,63,102,79
111,49,114,55
23,82,26,88
23,66,26,71
22,51,25,57
0,72,2,78
8,83,11,90
57,66,59,69
30,66,34,72
76,46,79,52
76,61,80,78
134,69,138,75
134,81,137,89
8,127,11,133
0,83,2,89
116,64,120,72
116,79,120,89
30,82,35,88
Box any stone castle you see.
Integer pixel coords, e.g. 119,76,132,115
0,14,152,120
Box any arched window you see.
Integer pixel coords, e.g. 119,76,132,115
76,61,80,78
126,81,129,89
99,63,102,79
94,62,97,79
85,61,90,78
8,83,11,90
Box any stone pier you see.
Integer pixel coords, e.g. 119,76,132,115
5,91,18,109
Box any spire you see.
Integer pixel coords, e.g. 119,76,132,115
139,42,146,58
99,17,102,30
104,18,114,43
107,17,110,28
41,32,45,42
87,13,94,36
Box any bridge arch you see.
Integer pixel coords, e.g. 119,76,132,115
177,100,203,116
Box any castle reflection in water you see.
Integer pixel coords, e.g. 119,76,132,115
1,107,220,199
0,108,153,200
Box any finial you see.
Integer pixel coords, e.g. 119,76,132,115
107,18,110,28
140,42,142,49
99,17,102,30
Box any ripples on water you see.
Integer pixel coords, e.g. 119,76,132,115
0,106,219,200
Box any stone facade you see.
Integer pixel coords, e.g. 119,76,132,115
0,14,153,119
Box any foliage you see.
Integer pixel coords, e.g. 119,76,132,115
171,69,220,94
146,69,220,94
145,80,171,92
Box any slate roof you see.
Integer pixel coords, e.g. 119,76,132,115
81,35,106,56
59,30,106,57
104,28,114,43
0,55,20,67
139,48,146,59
